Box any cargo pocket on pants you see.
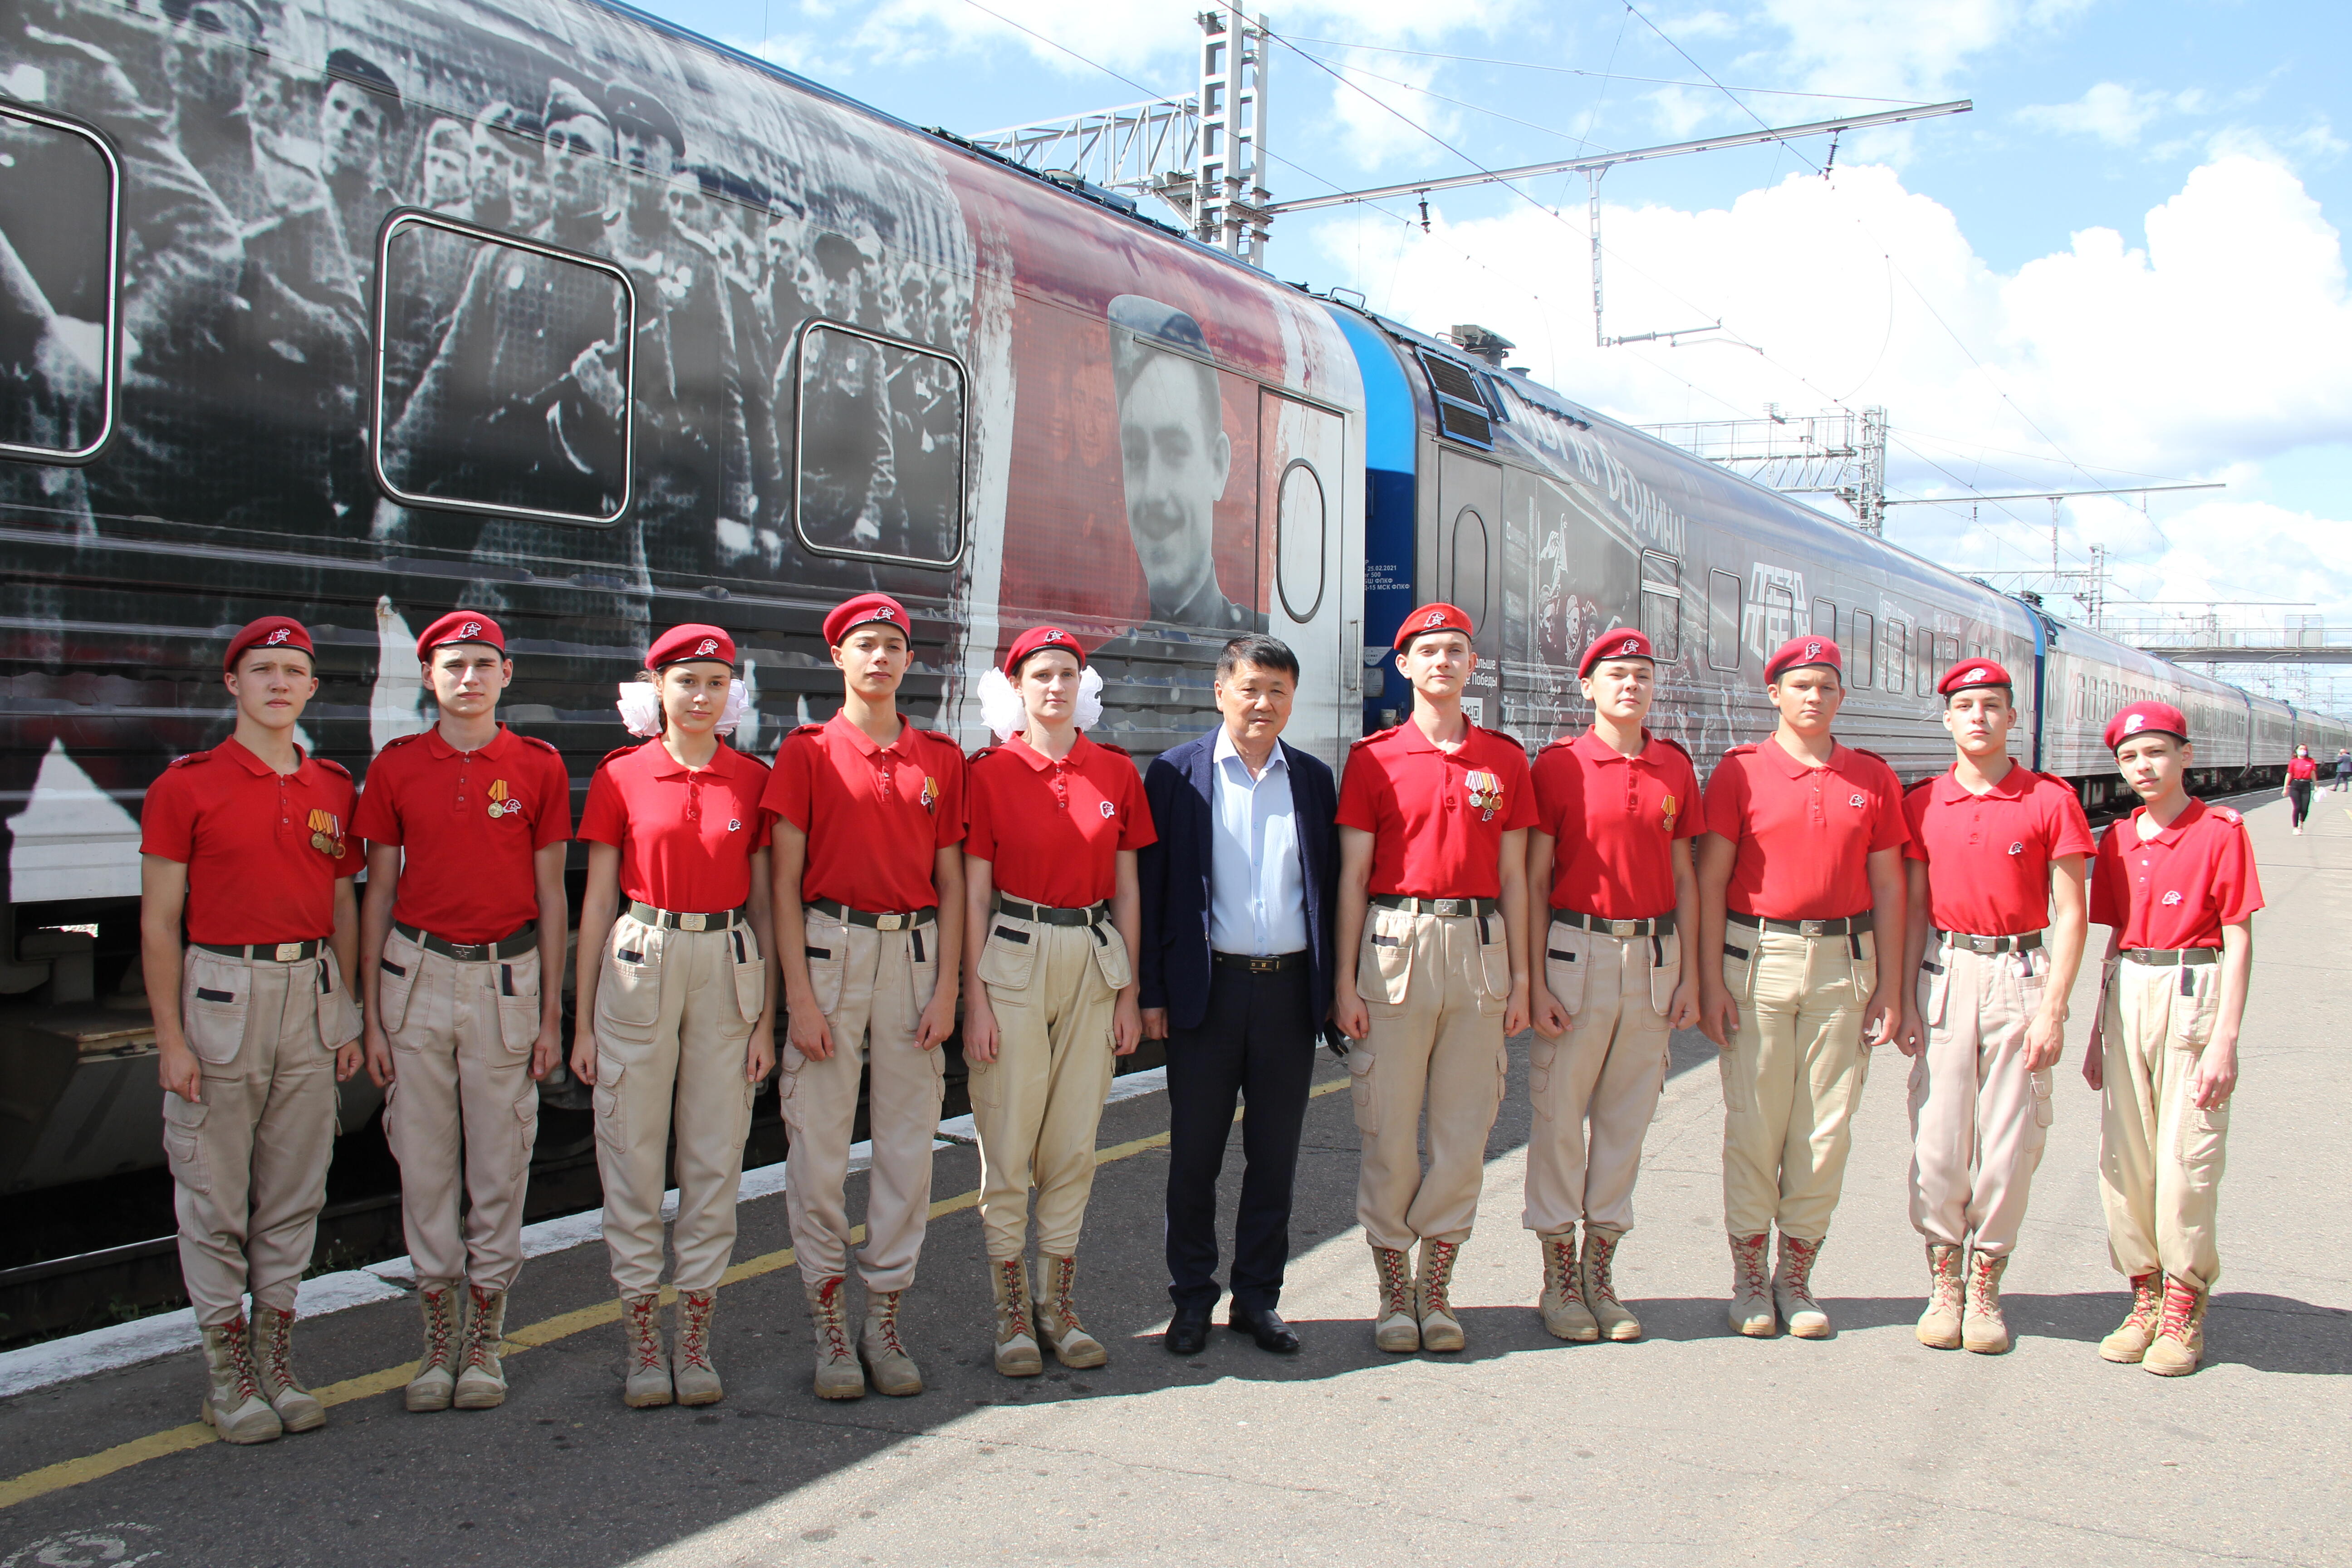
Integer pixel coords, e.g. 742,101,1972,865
1544,921,1589,1016
496,951,542,1057
2173,1094,2228,1171
803,914,847,1015
591,1058,627,1151
316,951,360,1049
514,1083,540,1161
597,925,664,1039
908,922,940,1018
2168,964,2220,1052
162,1093,209,1194
1647,930,1681,1017
1918,952,1950,1029
1089,922,1133,993
1346,1048,1378,1135
1475,914,1510,1015
728,926,767,1026
965,1054,1002,1111
1357,909,1413,1016
1717,1038,1754,1114
377,931,422,1034
2030,1067,2054,1128
1528,1034,1557,1104
976,916,1037,1001
776,1044,807,1126
181,954,250,1067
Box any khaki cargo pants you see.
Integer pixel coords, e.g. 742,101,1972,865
968,909,1129,1262
163,946,360,1328
781,911,948,1291
1349,904,1513,1252
1908,938,2054,1259
1719,925,1876,1242
2098,954,2229,1293
1524,920,1678,1238
378,930,543,1292
591,914,766,1295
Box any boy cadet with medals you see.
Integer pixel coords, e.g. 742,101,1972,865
762,594,967,1401
1698,637,1906,1339
2082,701,2261,1376
355,613,571,1411
1524,628,1700,1343
140,617,365,1444
1332,603,1536,1354
1896,660,2093,1354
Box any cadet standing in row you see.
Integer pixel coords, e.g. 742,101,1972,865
1896,660,2093,1354
139,618,364,1445
354,614,571,1411
1331,604,1534,1355
764,595,966,1401
1699,637,1906,1339
1524,628,1700,1343
2083,701,2260,1377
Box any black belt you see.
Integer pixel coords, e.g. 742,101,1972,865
1935,928,2041,956
626,901,743,931
993,895,1109,927
196,940,323,962
395,920,537,962
1370,893,1498,918
1730,911,1873,938
808,897,936,932
1212,951,1308,974
2122,948,2218,967
1555,909,1675,938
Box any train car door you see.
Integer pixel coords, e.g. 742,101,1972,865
1260,389,1348,761
1434,447,1504,727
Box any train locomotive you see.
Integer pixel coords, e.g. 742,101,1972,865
0,0,2339,1212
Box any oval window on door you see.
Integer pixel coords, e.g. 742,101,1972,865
1450,506,1489,632
1275,458,1327,622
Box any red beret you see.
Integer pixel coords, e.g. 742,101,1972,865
1936,657,2011,697
1004,625,1084,675
1764,635,1842,685
1394,602,1475,651
646,623,735,669
1579,627,1655,679
823,593,911,647
2106,700,2189,752
416,610,506,661
224,615,313,672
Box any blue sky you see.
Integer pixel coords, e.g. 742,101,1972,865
630,0,2352,698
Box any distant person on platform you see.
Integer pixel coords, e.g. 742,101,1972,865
1107,295,1264,632
2284,745,2318,833
2333,747,2351,793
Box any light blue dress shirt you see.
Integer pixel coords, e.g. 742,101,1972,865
1209,726,1308,956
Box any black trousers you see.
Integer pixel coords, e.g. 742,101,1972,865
1165,962,1317,1313
2290,780,2313,826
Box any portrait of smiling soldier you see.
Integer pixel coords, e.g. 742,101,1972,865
1107,295,1264,633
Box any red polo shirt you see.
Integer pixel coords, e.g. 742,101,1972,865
1336,720,1538,899
1532,728,1700,919
2289,757,2318,782
355,725,572,943
2089,799,2263,950
578,740,771,914
965,733,1154,908
761,713,967,912
139,736,362,945
1903,763,2094,937
1703,738,1907,921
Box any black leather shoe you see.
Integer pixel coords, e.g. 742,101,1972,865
1164,1304,1213,1356
1227,1305,1301,1354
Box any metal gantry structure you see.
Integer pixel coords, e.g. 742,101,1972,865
1641,406,1890,532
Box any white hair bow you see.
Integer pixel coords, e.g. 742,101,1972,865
977,665,1106,742
616,679,750,738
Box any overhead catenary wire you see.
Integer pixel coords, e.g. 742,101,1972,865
1282,40,1929,106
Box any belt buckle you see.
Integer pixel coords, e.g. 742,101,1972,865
1250,957,1277,974
273,942,303,962
450,942,484,961
1798,920,1825,937
877,913,905,932
1433,898,1463,916
680,913,707,932
1609,919,1637,938
1970,936,1998,955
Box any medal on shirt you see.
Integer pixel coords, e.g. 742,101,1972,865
1660,792,1678,834
486,779,513,818
921,774,939,815
1466,769,1502,823
306,806,345,858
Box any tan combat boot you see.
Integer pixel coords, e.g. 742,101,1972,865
406,1282,461,1411
2098,1272,2162,1364
621,1291,673,1407
199,1316,281,1445
1538,1232,1598,1342
806,1277,866,1400
1962,1252,2012,1355
1773,1234,1831,1339
1033,1254,1108,1369
1727,1233,1776,1338
1916,1244,1964,1350
2141,1277,2207,1377
248,1303,325,1433
860,1289,924,1397
1580,1227,1642,1342
989,1257,1043,1377
673,1288,724,1405
454,1284,510,1409
1415,1238,1465,1352
1372,1246,1419,1353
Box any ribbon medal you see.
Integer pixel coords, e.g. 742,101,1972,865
1466,769,1503,822
921,774,939,814
487,779,512,819
306,806,344,858
1661,792,1678,835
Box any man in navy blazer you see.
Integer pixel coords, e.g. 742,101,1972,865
1140,634,1341,1355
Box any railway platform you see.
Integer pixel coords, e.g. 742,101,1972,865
0,793,2344,1567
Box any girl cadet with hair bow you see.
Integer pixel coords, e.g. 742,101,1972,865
571,624,778,1410
959,627,1153,1378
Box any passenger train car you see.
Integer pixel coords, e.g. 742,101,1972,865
0,0,2340,1196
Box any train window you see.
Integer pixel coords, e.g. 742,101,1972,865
1450,506,1490,632
1707,570,1741,671
0,102,119,465
1918,629,1938,695
1850,612,1874,687
373,213,636,526
1812,599,1836,644
796,320,967,567
1884,619,1907,693
1275,459,1327,621
1640,551,1681,660
1763,583,1797,647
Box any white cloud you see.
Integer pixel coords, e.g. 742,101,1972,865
1325,49,1462,173
2016,82,2169,147
1758,0,2092,100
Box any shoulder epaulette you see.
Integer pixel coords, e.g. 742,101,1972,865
1847,747,1892,768
1477,724,1527,750
2211,805,2244,826
377,732,426,752
1720,743,1758,760
1352,724,1401,748
514,733,562,756
1536,735,1575,754
1651,735,1694,763
968,744,1003,764
167,749,211,769
919,728,958,746
786,723,825,738
313,756,353,780
1904,774,1936,793
599,745,641,768
1093,741,1133,758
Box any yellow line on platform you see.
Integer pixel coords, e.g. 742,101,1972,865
0,1077,1347,1513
